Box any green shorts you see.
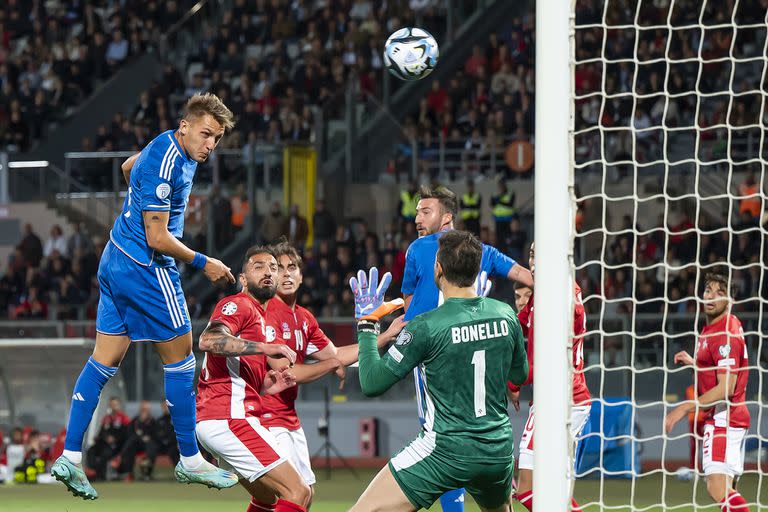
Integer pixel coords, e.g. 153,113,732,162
388,432,515,510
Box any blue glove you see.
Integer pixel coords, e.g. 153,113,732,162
476,271,492,297
349,267,403,320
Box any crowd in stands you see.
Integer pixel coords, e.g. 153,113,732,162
1,222,101,320
0,397,177,484
84,397,178,482
5,0,534,182
70,0,455,162
0,0,196,152
396,19,536,180
0,425,52,483
573,0,766,167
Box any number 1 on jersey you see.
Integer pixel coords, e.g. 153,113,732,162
471,349,487,417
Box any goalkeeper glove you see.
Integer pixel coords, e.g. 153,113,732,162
349,267,404,322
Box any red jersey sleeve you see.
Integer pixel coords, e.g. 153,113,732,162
518,301,531,338
209,295,255,337
708,326,746,374
304,310,331,356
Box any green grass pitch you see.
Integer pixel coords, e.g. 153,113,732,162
1,470,765,511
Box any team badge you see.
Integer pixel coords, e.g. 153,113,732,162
718,345,731,358
221,302,238,315
303,320,309,334
155,183,171,200
282,322,291,339
395,330,413,346
265,326,276,342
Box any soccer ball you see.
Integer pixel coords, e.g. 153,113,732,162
675,467,694,481
383,27,439,81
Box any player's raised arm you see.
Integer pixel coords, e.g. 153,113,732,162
508,262,533,288
349,268,411,397
312,315,407,367
485,243,534,288
267,355,344,385
199,321,296,362
143,211,234,285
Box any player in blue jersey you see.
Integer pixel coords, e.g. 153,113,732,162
52,94,291,500
402,185,533,512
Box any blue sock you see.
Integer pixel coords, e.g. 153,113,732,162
163,354,199,457
439,489,465,512
64,357,118,453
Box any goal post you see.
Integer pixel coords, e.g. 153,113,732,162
533,0,575,511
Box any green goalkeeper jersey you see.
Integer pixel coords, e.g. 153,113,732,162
361,296,527,462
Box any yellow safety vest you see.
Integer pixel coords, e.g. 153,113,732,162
460,193,480,220
400,190,418,218
492,193,516,220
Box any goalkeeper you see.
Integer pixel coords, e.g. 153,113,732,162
348,230,528,512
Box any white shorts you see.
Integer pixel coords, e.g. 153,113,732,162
518,404,591,470
702,423,747,477
269,426,316,485
196,418,287,482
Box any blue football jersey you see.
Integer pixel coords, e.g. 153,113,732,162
110,130,197,267
401,231,517,321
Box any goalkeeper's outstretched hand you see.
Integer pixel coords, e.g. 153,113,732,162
349,267,404,321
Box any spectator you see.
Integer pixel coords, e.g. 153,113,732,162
209,186,233,248
459,180,481,235
283,204,310,249
738,172,761,219
105,30,129,68
491,181,516,241
14,287,47,319
18,224,43,268
464,44,488,77
398,181,419,227
43,225,68,259
313,199,337,244
118,401,157,481
261,201,286,243
86,397,131,481
14,429,46,484
67,223,93,257
155,402,180,466
427,80,448,114
229,185,249,233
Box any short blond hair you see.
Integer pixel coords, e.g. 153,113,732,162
182,93,235,132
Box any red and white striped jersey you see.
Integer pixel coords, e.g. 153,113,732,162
260,297,331,430
196,292,269,422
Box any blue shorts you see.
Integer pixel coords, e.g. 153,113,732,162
96,241,191,342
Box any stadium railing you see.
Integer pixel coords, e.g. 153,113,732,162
2,146,285,255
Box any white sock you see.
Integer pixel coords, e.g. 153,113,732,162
62,450,82,465
180,452,205,469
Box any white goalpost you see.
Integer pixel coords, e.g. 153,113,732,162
533,0,768,511
533,0,575,510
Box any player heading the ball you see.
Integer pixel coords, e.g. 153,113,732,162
52,94,240,500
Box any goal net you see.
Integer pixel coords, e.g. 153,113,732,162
563,0,768,510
